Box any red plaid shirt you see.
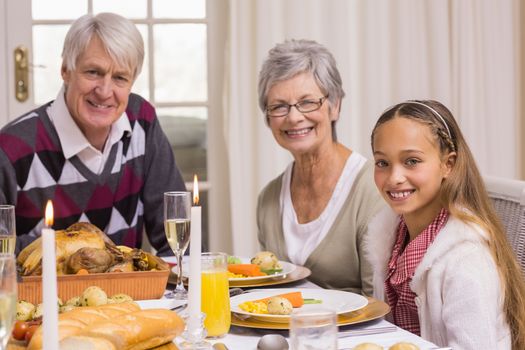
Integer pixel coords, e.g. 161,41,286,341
385,208,449,335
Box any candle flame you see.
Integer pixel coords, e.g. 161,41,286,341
45,200,54,227
193,174,199,205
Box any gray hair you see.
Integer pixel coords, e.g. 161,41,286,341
62,12,144,80
258,39,345,113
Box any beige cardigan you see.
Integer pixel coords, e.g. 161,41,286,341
256,160,384,295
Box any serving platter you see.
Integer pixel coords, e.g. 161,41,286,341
230,288,368,324
230,297,390,330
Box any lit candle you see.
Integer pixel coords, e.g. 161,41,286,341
42,200,59,350
188,175,202,331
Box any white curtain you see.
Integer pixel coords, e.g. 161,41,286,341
223,0,520,256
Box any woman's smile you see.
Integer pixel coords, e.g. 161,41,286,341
284,126,314,137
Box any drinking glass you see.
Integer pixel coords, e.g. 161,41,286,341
0,205,15,254
290,307,338,350
201,252,230,338
164,191,192,299
0,254,17,350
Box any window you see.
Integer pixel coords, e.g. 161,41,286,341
30,0,211,248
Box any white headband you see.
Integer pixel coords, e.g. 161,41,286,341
407,101,452,139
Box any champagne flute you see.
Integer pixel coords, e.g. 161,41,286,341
0,205,15,254
0,254,17,350
164,191,192,299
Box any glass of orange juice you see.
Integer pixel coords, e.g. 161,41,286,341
201,252,230,338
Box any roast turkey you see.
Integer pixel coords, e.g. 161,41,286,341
17,222,109,276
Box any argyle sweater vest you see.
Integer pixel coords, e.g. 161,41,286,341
0,93,184,254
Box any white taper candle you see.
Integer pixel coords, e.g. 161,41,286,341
42,200,59,350
188,175,202,331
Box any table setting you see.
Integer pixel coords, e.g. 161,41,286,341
5,176,442,350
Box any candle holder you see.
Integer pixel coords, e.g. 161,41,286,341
178,312,211,350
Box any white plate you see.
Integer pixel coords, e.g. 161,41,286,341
137,298,185,310
230,288,368,323
166,256,297,283
226,257,297,282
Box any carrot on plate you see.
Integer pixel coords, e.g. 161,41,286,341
256,291,304,308
227,264,267,277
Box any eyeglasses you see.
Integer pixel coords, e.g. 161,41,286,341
266,95,329,118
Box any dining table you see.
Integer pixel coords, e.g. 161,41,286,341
167,276,442,350
6,262,442,350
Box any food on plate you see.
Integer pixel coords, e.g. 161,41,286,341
16,300,36,321
354,343,383,350
227,255,242,264
238,291,322,315
16,222,169,276
81,286,108,306
226,251,285,278
12,320,30,341
257,291,310,308
228,263,267,277
266,296,293,315
238,300,268,314
251,251,282,273
389,342,420,350
108,293,134,304
13,285,134,336
32,303,44,319
65,296,82,307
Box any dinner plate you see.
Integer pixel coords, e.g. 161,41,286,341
230,288,368,323
231,297,390,330
228,264,311,288
165,256,298,283
137,298,185,310
227,257,297,282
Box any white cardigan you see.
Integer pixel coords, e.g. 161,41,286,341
364,207,511,350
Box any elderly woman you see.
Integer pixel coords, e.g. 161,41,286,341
256,39,384,294
0,13,185,255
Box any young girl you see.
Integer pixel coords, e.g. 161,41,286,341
367,100,525,349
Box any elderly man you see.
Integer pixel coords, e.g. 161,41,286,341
0,13,185,255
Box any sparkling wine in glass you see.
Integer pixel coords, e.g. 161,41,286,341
0,205,15,254
0,254,17,350
164,191,192,299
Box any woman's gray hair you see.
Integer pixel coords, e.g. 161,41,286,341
62,12,144,80
258,39,345,113
258,39,345,140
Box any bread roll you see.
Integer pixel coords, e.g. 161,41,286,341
27,302,140,350
60,308,185,350
354,343,383,350
389,342,420,350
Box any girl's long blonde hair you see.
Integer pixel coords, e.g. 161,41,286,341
371,100,525,350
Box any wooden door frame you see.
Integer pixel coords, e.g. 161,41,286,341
0,0,7,125
2,0,33,125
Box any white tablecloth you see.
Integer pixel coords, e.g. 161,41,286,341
208,319,439,349
165,279,440,350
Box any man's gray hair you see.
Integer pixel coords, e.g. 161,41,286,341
62,12,144,80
